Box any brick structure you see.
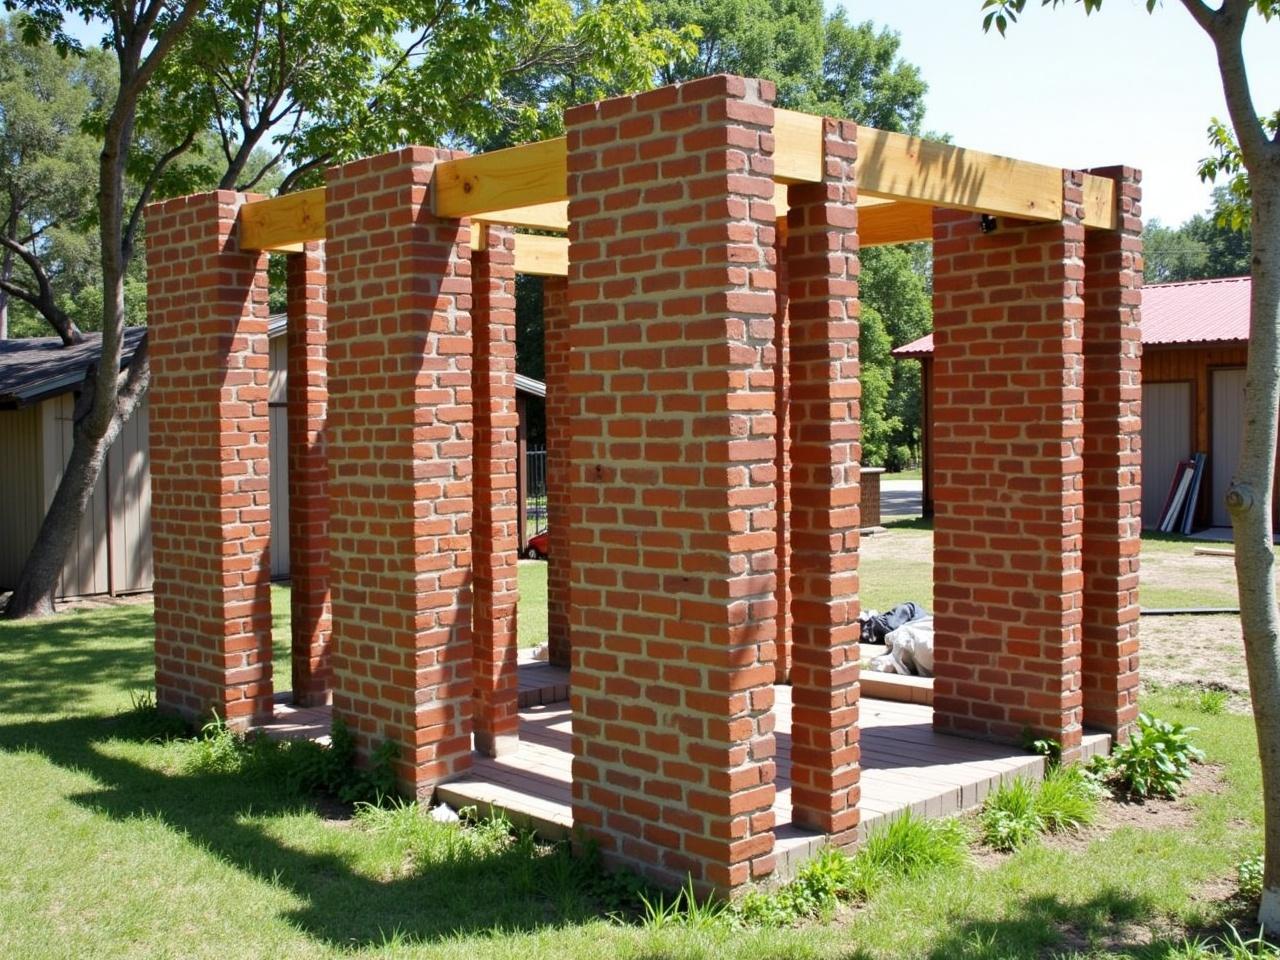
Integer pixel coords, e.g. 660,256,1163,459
323,147,475,795
286,243,333,706
147,191,274,729
543,275,572,668
773,230,794,684
1081,166,1143,739
565,75,781,893
930,175,1087,758
472,225,521,756
784,121,862,843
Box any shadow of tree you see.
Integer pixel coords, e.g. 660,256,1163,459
0,710,612,948
0,604,154,715
922,887,1194,959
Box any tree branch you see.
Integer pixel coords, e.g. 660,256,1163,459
1179,0,1271,164
125,126,201,253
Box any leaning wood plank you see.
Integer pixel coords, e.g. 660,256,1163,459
855,126,1064,222
435,137,567,219
239,188,325,251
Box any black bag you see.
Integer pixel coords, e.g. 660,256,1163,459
859,602,929,644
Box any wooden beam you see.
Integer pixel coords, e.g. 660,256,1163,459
240,187,325,251
478,200,568,233
858,201,935,248
855,127,1064,222
434,138,567,220
1081,173,1119,230
513,234,568,277
774,109,824,184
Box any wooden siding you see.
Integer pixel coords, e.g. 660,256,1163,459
1140,382,1192,529
0,405,44,588
42,394,111,597
269,403,289,579
107,400,153,593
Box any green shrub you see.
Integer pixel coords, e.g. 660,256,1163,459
1109,712,1205,799
979,778,1043,851
1034,764,1100,834
1239,854,1264,900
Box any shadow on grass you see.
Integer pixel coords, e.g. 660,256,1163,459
0,708,609,948
921,886,1212,959
0,604,154,716
881,516,933,532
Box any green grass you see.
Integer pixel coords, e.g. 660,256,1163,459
518,560,548,648
0,591,1270,958
859,526,1247,614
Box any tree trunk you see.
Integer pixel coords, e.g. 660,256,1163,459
0,243,12,339
1229,173,1280,931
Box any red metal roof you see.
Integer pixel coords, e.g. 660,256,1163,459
893,275,1252,359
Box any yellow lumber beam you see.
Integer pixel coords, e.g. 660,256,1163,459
514,234,568,277
239,187,325,251
858,201,935,248
477,201,569,233
774,109,824,184
855,126,1064,221
1081,173,1118,230
434,138,567,220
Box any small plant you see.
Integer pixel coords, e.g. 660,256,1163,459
845,813,968,899
979,778,1043,851
1109,712,1205,799
184,713,251,774
1034,765,1099,834
1023,731,1063,768
638,877,726,930
1239,853,1264,900
1198,688,1230,716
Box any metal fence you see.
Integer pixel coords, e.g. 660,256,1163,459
525,445,547,540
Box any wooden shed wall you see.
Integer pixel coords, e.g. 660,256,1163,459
0,405,44,589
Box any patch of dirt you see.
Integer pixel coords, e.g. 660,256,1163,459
1139,614,1252,705
1054,919,1155,957
1141,546,1242,607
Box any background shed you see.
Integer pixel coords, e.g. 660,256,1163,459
894,276,1270,532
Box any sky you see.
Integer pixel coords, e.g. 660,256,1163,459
839,0,1280,227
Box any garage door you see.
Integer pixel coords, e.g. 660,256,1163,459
1141,382,1192,529
1212,368,1247,528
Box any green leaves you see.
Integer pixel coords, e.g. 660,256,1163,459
1107,712,1206,799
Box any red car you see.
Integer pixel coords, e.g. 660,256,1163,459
524,530,549,560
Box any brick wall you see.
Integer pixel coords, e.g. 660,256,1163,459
565,74,780,895
543,275,572,667
324,147,475,795
147,190,274,729
930,175,1087,757
473,225,521,756
286,243,333,706
1082,166,1143,739
784,121,862,844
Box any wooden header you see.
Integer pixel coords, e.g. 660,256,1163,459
238,105,1119,253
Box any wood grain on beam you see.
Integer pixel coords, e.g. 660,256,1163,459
478,200,569,232
774,109,824,184
239,187,325,251
1081,174,1118,230
513,234,568,276
858,201,935,248
855,127,1064,222
435,138,567,220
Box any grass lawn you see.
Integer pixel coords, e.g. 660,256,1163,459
859,521,1248,615
0,576,1271,957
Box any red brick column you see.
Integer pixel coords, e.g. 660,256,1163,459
565,74,780,896
1082,166,1143,740
324,147,474,795
473,225,521,756
785,120,862,845
543,275,572,667
774,224,793,684
930,174,1087,758
147,190,273,729
286,243,332,707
